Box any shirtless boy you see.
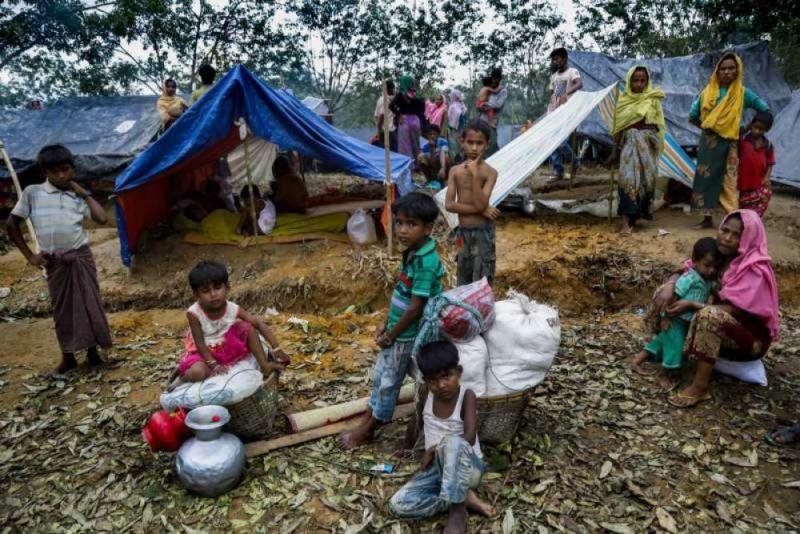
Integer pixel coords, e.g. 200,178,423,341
445,120,499,286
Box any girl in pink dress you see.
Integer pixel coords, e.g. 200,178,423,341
172,260,290,383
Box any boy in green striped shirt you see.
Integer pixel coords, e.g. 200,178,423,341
340,193,443,449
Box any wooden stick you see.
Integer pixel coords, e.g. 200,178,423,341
240,125,260,239
383,79,393,258
608,168,616,224
569,131,578,191
0,140,40,253
245,403,415,458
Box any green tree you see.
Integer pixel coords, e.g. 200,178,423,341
699,1,800,87
102,0,304,94
285,0,394,114
469,0,563,119
575,0,711,58
576,0,800,88
387,0,480,90
0,1,305,107
0,1,119,106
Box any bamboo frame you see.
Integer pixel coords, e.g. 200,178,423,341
0,140,40,253
382,79,393,257
608,168,616,223
569,131,578,190
239,119,260,239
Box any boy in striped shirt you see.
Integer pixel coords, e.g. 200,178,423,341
6,145,112,373
340,193,443,449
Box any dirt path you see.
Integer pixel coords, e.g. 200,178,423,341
1,188,799,531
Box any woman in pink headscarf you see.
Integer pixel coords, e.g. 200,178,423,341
425,93,448,130
651,210,779,408
447,89,468,162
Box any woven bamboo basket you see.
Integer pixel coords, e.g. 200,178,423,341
476,389,530,444
227,372,279,440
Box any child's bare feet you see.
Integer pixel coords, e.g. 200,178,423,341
445,502,468,534
465,490,494,517
656,369,680,392
56,353,78,374
338,416,378,450
630,351,655,376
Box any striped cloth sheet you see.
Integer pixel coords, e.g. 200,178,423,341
598,83,695,187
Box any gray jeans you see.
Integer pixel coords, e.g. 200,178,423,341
455,224,496,286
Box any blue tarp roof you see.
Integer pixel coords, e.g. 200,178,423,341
115,65,412,195
114,65,413,266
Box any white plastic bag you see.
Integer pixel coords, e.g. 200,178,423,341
714,358,768,387
484,290,560,396
160,356,264,410
455,336,488,397
347,209,377,245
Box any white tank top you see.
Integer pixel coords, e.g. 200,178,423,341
187,301,240,347
423,386,481,458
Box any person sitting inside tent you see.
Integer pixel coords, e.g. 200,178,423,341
157,78,188,130
417,123,449,190
171,179,231,231
237,184,276,236
271,155,309,214
191,64,217,104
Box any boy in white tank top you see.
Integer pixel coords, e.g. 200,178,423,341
389,341,494,531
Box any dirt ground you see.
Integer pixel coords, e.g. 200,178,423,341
1,173,799,532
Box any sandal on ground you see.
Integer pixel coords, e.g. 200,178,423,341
667,391,711,409
631,362,657,376
764,424,800,447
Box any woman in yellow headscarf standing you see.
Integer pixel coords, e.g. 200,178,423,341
689,52,769,228
156,78,188,132
608,65,666,235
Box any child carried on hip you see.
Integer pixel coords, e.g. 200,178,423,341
631,237,721,390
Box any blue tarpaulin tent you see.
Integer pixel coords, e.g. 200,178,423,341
114,65,413,266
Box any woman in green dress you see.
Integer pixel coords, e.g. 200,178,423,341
690,52,769,229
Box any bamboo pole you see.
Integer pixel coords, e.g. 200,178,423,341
286,383,414,433
569,131,578,191
608,168,616,224
245,402,415,458
238,119,259,239
383,79,393,257
0,140,40,253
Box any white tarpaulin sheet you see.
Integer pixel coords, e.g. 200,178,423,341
226,136,278,193
436,85,616,228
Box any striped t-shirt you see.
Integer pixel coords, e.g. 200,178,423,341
387,237,444,342
11,181,90,253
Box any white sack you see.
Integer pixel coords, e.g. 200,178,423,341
160,355,264,411
455,336,488,397
347,209,377,245
484,290,560,396
714,358,768,387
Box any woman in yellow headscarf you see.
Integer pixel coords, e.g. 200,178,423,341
156,78,188,131
689,52,769,228
608,65,666,235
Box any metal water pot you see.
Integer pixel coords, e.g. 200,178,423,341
176,405,246,497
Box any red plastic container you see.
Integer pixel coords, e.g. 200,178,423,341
142,408,190,452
